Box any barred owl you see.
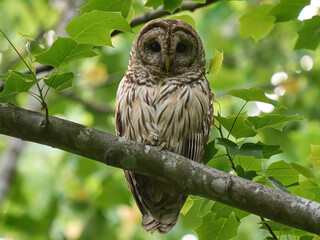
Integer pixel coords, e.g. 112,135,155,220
115,19,213,233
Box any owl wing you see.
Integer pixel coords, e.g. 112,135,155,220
115,76,152,218
180,77,214,163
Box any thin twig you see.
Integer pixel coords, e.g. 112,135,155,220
0,29,48,121
261,217,279,239
215,121,237,171
111,0,219,36
227,101,248,139
216,102,278,237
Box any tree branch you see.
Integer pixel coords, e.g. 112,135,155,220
0,102,319,235
112,0,219,36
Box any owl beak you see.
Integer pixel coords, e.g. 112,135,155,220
165,57,170,72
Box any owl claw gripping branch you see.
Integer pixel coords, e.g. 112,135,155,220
115,19,213,234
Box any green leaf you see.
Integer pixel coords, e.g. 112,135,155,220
180,197,194,215
247,114,304,131
164,0,182,13
202,140,218,164
211,202,233,220
268,176,291,193
79,0,132,18
217,138,282,159
295,16,320,50
260,221,309,236
167,13,197,30
270,0,310,22
179,197,206,229
291,162,315,179
208,50,224,75
307,145,320,171
238,143,265,158
233,207,250,220
243,142,282,159
216,138,240,155
65,11,132,46
226,87,284,109
145,0,163,10
290,183,315,200
266,160,299,185
246,171,258,180
258,142,283,159
195,212,239,240
199,199,214,217
211,202,250,222
260,221,295,232
0,71,37,97
216,138,257,157
34,37,97,68
44,72,75,91
298,180,320,202
215,113,257,139
236,165,258,180
0,72,10,79
262,162,290,192
235,165,245,176
16,32,34,41
239,4,275,42
300,235,315,240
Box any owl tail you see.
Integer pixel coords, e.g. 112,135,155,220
142,214,177,234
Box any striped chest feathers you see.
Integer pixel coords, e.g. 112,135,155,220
119,80,209,146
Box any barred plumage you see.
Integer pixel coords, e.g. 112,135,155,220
115,19,213,233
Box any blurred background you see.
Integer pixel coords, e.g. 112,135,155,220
0,0,319,239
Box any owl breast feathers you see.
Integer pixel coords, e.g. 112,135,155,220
115,18,213,234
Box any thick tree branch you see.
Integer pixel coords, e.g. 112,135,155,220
0,102,319,235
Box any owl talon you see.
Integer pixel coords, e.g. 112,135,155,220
143,139,152,146
159,142,168,151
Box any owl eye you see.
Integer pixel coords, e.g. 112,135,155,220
176,43,187,53
149,42,161,52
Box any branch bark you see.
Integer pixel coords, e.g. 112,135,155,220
0,102,319,235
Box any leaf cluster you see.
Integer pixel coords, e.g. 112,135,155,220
239,0,320,50
197,86,320,239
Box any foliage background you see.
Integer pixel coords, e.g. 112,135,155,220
0,0,319,239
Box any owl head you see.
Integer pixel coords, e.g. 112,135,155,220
129,19,206,75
